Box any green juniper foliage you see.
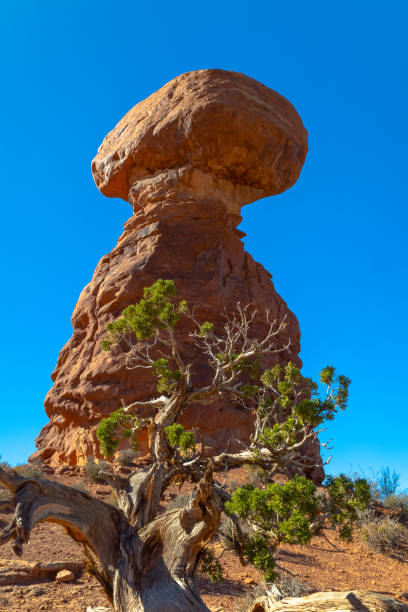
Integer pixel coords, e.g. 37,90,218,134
101,279,181,351
96,279,370,583
97,408,143,457
254,362,351,458
242,533,277,582
324,473,372,540
165,423,195,455
200,548,225,583
227,473,371,579
152,358,181,394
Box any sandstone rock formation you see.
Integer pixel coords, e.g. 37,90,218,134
33,69,321,478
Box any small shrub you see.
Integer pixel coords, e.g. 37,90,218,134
366,466,403,502
356,506,376,526
227,479,241,492
236,584,270,612
14,464,44,478
384,493,408,521
199,547,224,583
0,488,11,502
84,457,110,482
218,516,246,552
165,423,195,455
166,494,189,511
0,457,12,503
243,464,267,488
277,572,311,597
0,456,11,470
377,467,401,500
360,516,408,559
117,449,139,466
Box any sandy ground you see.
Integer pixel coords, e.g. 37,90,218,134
0,466,407,611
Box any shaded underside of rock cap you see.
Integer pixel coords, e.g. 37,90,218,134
92,69,308,207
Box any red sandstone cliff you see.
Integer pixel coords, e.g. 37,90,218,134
32,69,322,480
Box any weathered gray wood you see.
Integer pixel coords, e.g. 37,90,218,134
0,461,221,612
0,466,121,583
250,590,408,612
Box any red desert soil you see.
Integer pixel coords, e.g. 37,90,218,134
0,466,407,611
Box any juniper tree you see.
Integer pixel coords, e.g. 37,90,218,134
0,279,370,612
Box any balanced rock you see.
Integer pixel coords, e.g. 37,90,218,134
32,69,322,479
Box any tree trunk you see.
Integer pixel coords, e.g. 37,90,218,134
0,462,221,612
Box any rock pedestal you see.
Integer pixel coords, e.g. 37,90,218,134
32,69,322,480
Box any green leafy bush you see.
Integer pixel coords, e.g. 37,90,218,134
325,474,371,541
97,408,141,457
165,423,195,455
152,358,181,394
199,548,224,583
101,279,181,350
226,473,371,580
242,533,277,582
226,476,319,540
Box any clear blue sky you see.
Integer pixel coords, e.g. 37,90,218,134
1,1,407,487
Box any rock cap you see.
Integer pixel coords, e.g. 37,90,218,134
92,69,308,214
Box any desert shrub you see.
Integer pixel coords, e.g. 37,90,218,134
84,457,110,482
244,464,267,488
0,488,11,501
236,584,269,612
166,494,190,511
0,457,13,502
217,516,251,552
199,547,224,583
360,515,408,559
384,493,408,521
356,506,376,526
227,479,241,492
165,423,195,455
14,464,44,478
276,572,311,597
366,466,403,502
377,467,401,500
236,583,296,612
218,516,238,551
0,456,11,470
117,449,139,466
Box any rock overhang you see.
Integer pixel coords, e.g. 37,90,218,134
91,69,308,214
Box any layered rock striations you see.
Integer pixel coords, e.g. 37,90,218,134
33,69,321,478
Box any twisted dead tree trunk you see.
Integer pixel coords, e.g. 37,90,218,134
0,290,341,611
0,462,221,612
